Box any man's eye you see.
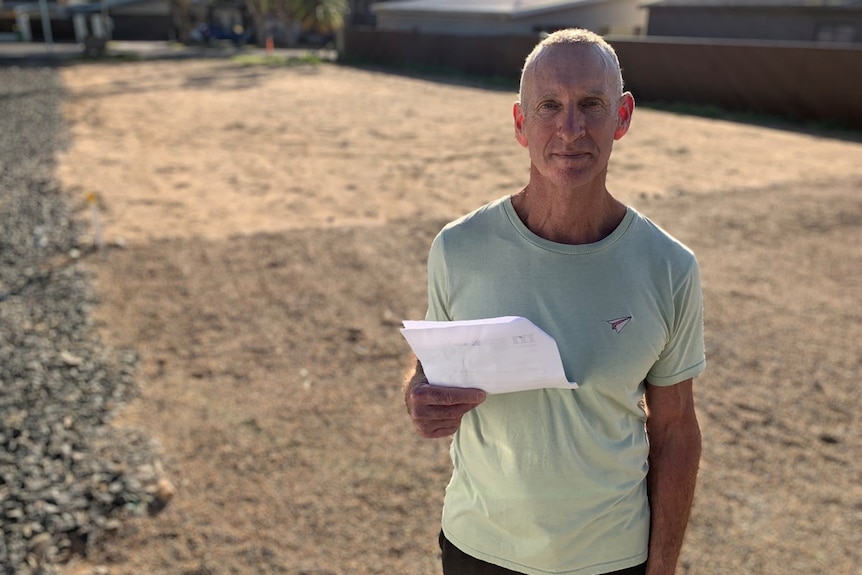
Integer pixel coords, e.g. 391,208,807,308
539,102,558,111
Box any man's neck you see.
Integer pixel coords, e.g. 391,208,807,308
511,180,627,245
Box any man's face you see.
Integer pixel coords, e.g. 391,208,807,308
514,44,633,191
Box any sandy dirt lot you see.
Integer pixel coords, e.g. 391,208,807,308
54,58,862,574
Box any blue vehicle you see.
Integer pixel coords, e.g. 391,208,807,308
195,22,252,46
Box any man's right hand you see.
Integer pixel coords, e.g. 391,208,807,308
405,363,486,438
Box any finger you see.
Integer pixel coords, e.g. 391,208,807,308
412,405,477,436
416,421,462,439
412,402,481,421
417,385,487,406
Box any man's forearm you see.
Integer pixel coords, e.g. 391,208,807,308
646,425,701,575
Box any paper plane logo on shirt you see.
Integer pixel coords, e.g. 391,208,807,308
608,316,633,334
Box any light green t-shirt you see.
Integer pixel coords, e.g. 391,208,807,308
425,197,706,575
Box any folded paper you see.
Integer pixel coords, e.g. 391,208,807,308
400,316,578,394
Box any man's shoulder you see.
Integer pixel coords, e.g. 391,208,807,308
439,196,510,237
629,208,697,261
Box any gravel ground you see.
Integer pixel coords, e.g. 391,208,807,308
0,67,165,575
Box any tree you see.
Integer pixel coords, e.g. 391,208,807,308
243,0,291,46
170,0,194,44
241,0,345,47
291,0,346,34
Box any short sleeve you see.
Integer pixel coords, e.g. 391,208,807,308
425,230,452,322
647,258,706,386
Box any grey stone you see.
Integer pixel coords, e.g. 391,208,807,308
0,67,165,575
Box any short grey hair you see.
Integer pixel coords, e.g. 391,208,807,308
518,28,625,105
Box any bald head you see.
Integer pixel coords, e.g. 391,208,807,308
519,29,624,108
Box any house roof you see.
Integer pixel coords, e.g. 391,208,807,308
643,0,862,7
372,0,610,19
10,0,159,15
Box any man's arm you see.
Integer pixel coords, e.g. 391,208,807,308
644,378,702,575
404,359,486,439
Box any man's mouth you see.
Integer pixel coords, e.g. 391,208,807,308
554,151,590,159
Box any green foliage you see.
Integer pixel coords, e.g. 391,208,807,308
290,0,347,33
79,49,143,62
231,53,325,66
243,0,346,46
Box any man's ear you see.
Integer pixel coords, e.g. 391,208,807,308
614,92,635,140
513,102,528,148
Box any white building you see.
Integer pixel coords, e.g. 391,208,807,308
371,0,647,37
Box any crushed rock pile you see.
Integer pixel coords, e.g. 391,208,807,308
1,66,167,575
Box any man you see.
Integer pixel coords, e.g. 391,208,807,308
404,29,705,575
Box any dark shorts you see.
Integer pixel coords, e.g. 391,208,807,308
439,531,647,575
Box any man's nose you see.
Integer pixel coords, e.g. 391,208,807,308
557,107,585,141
